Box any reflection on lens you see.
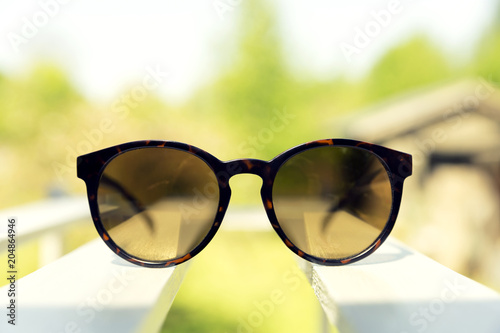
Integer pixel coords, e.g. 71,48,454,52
97,147,219,261
272,146,392,260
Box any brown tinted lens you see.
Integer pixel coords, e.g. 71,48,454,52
272,146,392,260
97,147,219,261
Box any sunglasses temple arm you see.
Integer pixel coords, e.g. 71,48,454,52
99,175,155,232
320,166,384,231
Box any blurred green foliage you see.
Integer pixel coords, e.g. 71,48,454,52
364,36,452,102
1,0,498,208
475,5,500,82
0,0,499,331
0,64,83,143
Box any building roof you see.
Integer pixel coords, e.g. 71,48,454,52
345,79,500,143
343,79,500,157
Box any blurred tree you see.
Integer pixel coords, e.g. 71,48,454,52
27,64,82,113
364,36,452,102
0,65,87,206
213,0,293,121
193,0,303,158
0,72,14,140
0,64,82,143
475,1,500,82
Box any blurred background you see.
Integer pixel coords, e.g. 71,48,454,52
1,0,500,332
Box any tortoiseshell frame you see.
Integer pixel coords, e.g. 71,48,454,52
77,139,412,268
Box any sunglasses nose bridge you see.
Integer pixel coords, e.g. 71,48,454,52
224,159,271,180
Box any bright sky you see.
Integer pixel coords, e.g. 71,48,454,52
0,0,497,103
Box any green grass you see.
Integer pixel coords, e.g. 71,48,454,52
161,230,327,333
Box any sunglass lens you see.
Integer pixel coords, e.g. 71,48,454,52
272,146,393,260
96,147,219,262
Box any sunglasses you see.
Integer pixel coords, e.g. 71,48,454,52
77,139,412,268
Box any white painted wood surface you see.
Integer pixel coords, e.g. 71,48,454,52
222,205,273,230
0,196,89,247
3,199,500,333
304,238,500,333
0,239,187,333
0,196,90,266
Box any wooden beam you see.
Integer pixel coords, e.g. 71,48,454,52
0,239,188,333
304,238,500,333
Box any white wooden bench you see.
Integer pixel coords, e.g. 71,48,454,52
1,199,500,333
0,197,187,333
0,196,91,266
303,238,500,333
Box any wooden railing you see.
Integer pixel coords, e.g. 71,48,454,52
302,238,500,333
0,197,187,333
1,198,500,333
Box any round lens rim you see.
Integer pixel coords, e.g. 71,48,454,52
262,140,400,266
88,142,230,268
